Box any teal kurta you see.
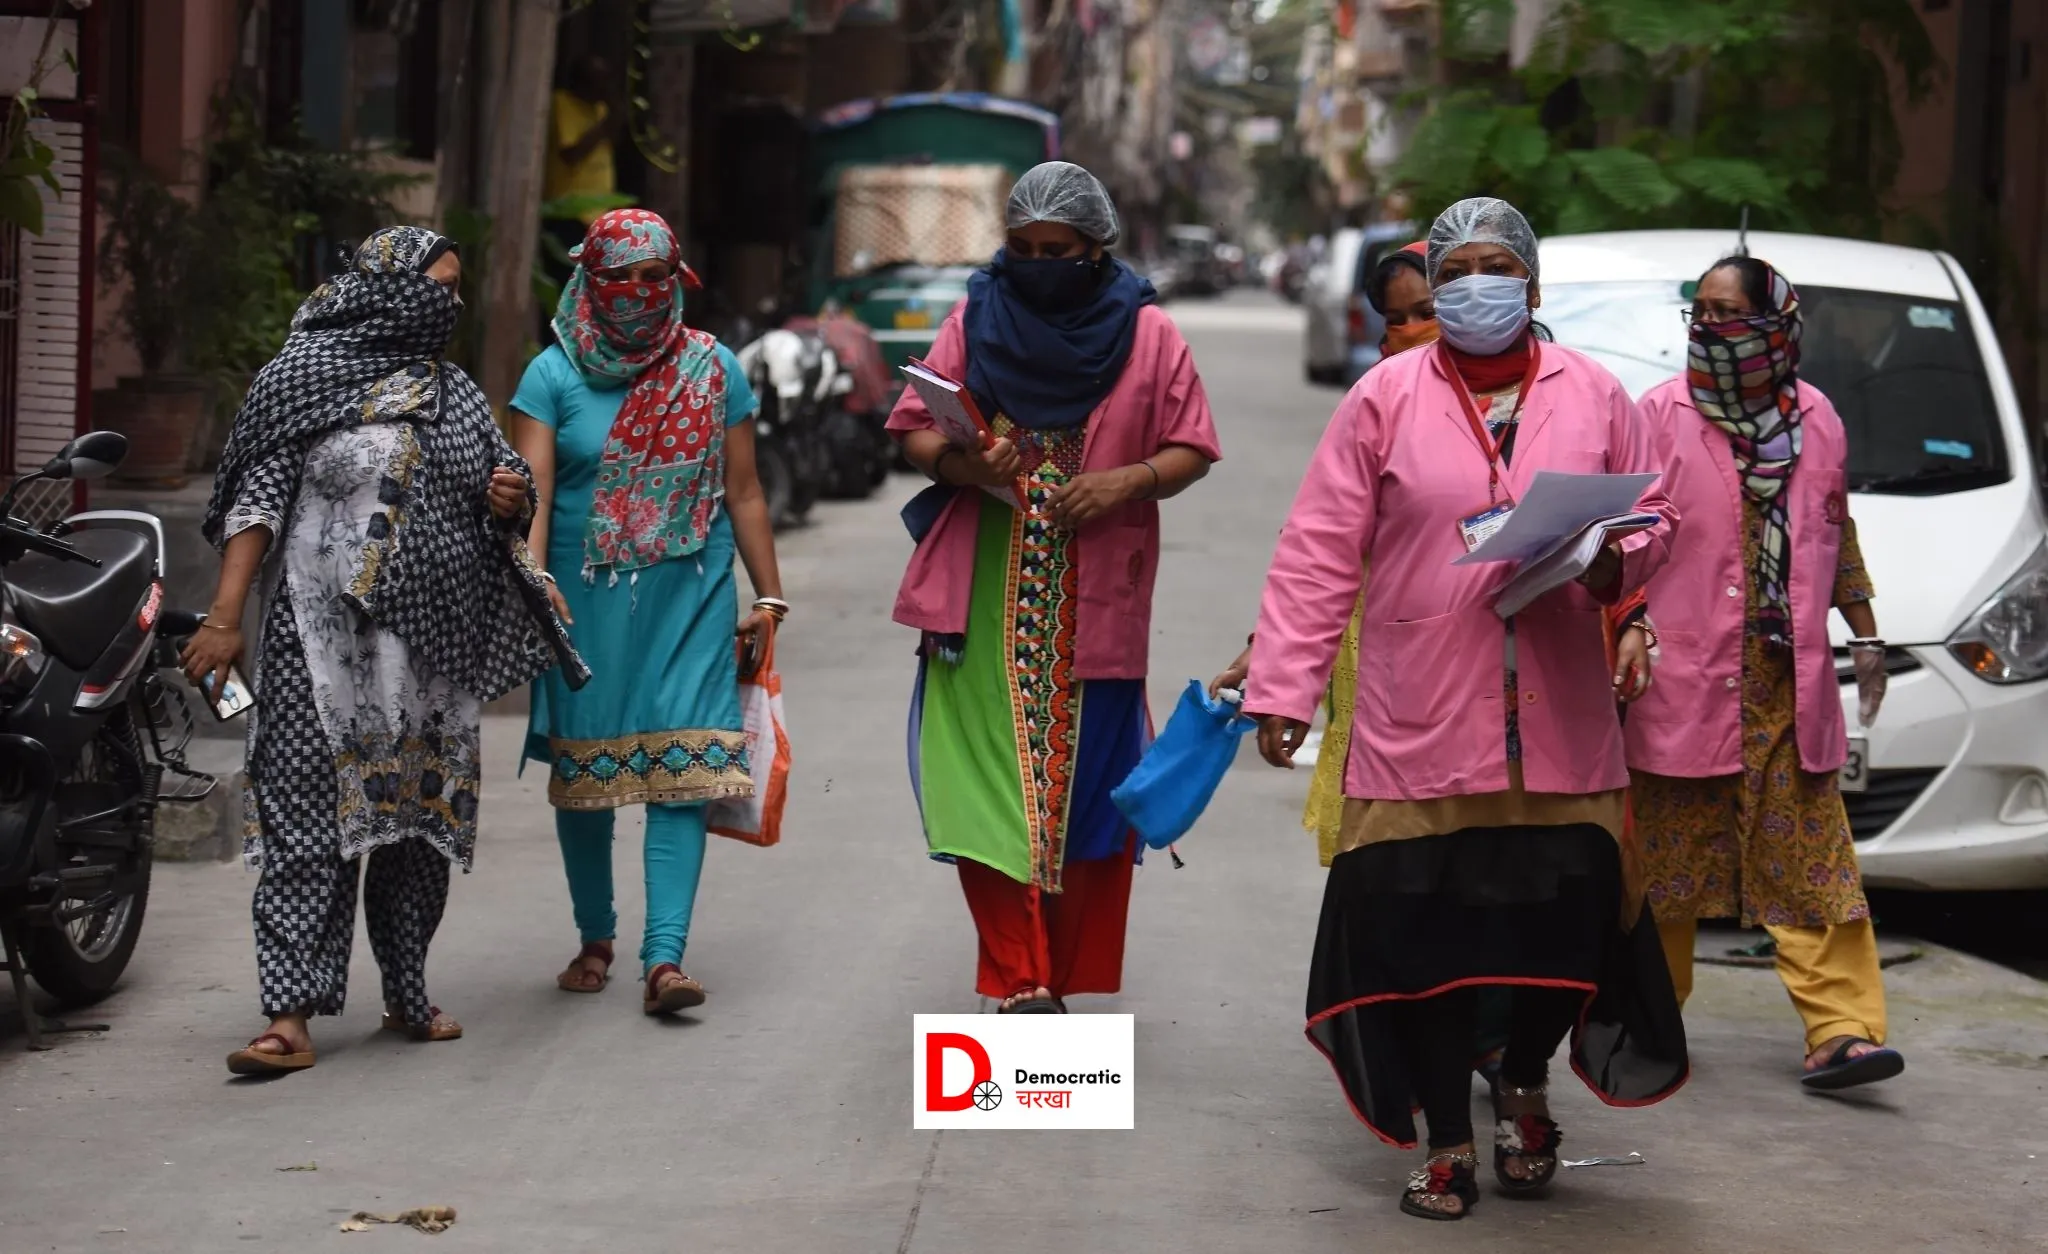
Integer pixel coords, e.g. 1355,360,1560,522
512,343,759,809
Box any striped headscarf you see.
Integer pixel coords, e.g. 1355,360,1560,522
1686,260,1804,643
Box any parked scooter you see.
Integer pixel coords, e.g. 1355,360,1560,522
0,432,217,1048
735,325,839,528
783,309,893,500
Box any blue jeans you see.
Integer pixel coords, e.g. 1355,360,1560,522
555,804,708,972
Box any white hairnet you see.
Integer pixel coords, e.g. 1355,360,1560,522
1006,161,1122,247
1426,196,1538,283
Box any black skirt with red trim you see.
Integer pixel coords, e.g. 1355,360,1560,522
1305,823,1688,1147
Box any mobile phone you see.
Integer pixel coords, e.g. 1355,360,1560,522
200,667,254,721
737,630,763,681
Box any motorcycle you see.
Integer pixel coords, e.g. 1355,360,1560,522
782,310,893,501
736,326,839,528
0,431,217,1049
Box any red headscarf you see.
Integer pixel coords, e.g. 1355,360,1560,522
553,209,728,578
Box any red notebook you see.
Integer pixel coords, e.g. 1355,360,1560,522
899,359,1029,511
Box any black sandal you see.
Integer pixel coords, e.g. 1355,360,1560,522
1400,1150,1479,1220
997,987,1060,1014
1801,1037,1904,1090
1493,1083,1562,1196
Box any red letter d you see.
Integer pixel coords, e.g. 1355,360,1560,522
924,1032,993,1111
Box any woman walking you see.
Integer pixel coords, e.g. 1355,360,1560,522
1628,256,1900,1089
890,162,1221,1014
1216,239,1655,865
511,208,783,1017
1212,241,1436,862
1244,197,1688,1220
191,227,584,1076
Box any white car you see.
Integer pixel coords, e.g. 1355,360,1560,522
1540,230,2048,891
1303,223,1418,386
1302,228,1366,384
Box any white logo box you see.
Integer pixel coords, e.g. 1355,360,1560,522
913,1013,1135,1130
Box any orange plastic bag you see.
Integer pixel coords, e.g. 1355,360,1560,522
708,632,790,847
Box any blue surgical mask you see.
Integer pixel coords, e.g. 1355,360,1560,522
1433,274,1532,355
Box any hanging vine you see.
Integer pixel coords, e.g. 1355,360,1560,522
623,0,679,172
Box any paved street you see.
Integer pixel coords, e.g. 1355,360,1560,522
2,293,2045,1253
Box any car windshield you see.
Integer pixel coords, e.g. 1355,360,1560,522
1540,280,2010,496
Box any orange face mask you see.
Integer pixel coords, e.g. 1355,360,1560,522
1381,318,1440,357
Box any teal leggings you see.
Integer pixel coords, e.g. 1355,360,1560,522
556,804,708,972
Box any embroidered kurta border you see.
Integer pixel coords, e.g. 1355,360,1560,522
547,729,754,810
999,419,1085,893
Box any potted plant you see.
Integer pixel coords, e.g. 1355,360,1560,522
97,157,209,488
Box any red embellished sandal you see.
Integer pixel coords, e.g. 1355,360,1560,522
1493,1083,1562,1196
556,940,614,993
382,1005,463,1042
643,964,706,1015
1400,1150,1479,1221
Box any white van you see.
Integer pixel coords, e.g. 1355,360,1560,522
1539,230,2048,892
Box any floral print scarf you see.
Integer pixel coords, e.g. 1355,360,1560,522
1687,262,1804,643
552,209,728,579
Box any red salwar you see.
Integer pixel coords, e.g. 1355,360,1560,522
955,838,1138,1000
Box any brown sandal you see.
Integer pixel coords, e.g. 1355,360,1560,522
556,940,615,993
226,1032,316,1075
381,1005,463,1042
643,964,706,1015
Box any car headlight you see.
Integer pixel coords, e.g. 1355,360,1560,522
1947,541,2048,682
0,616,46,691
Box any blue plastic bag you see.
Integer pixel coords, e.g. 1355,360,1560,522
1112,680,1256,850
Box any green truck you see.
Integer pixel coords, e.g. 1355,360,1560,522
805,94,1063,372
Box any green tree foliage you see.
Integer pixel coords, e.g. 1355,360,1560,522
99,94,421,381
0,1,77,237
1392,0,1937,238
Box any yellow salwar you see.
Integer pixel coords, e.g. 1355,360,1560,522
1302,590,1362,867
1656,916,1887,1051
1634,504,1886,1053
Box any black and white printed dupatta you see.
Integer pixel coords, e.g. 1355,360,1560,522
205,226,587,701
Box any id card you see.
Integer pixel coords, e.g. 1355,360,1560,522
1457,503,1515,554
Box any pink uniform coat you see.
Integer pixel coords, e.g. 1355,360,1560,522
886,303,1222,679
1626,377,1852,777
1245,342,1678,800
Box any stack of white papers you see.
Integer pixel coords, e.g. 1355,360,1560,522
1493,514,1658,617
1453,471,1662,618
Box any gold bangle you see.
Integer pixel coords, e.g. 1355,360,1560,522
199,620,236,632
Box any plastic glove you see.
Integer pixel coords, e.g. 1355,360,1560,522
1851,644,1887,728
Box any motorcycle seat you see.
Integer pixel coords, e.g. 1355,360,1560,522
6,528,155,671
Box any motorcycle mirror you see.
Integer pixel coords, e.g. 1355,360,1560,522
49,431,129,482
